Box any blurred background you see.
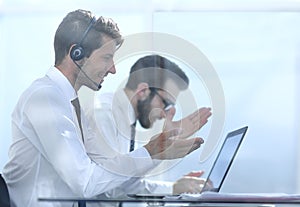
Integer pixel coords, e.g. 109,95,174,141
1,0,300,194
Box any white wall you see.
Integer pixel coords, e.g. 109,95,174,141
152,11,300,193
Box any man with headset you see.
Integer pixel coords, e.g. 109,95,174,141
86,55,212,198
2,9,205,207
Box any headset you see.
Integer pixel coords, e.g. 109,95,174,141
70,16,102,90
70,16,97,61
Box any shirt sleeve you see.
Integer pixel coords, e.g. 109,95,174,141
84,95,173,197
105,178,173,198
84,105,155,178
24,88,154,197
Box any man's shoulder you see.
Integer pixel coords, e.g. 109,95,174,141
21,76,62,101
94,90,127,111
94,92,115,109
98,92,114,102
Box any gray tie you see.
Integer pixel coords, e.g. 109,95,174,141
129,122,136,152
71,98,84,142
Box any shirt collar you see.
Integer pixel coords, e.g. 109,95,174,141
46,66,77,101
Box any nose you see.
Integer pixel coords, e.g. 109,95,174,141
160,110,166,119
108,60,116,74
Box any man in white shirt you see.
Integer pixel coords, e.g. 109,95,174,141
86,55,212,197
2,10,204,207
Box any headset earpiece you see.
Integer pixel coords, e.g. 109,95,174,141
70,16,96,61
70,45,85,61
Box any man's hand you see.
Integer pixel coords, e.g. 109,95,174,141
164,107,212,138
173,171,207,194
144,129,204,160
144,106,210,160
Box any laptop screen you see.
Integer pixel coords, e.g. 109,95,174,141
202,126,248,193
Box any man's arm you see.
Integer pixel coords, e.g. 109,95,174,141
27,89,153,197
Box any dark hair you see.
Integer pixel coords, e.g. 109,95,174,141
125,55,189,91
54,9,123,65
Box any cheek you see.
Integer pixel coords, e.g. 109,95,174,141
149,103,165,118
151,96,164,109
94,66,107,77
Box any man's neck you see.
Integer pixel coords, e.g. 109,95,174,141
123,88,138,119
56,61,80,92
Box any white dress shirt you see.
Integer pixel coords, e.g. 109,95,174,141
85,89,173,198
2,67,154,207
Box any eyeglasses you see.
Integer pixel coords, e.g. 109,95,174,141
151,89,175,111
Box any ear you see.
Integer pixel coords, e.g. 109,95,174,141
68,44,86,66
68,44,76,59
135,83,150,101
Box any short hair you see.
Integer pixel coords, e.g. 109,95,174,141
54,9,123,65
125,55,189,91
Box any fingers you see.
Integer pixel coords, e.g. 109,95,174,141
188,107,211,119
175,107,212,138
187,107,212,131
162,128,181,139
153,127,181,141
151,137,204,160
188,178,206,193
205,179,214,191
173,176,207,194
196,107,212,123
199,107,212,124
186,137,204,153
185,170,205,177
165,106,176,123
164,107,212,141
163,107,178,132
172,137,204,158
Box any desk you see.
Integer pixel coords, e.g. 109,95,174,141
38,195,300,207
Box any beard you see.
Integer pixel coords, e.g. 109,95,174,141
136,95,154,129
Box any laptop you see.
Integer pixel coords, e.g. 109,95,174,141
127,126,248,199
176,126,300,203
201,126,248,193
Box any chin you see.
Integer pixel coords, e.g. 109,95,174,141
149,122,154,129
141,120,153,129
143,124,152,129
147,119,156,129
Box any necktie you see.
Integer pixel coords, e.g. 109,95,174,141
129,122,136,152
71,98,84,142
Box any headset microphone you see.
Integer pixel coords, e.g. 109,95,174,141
72,60,102,90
